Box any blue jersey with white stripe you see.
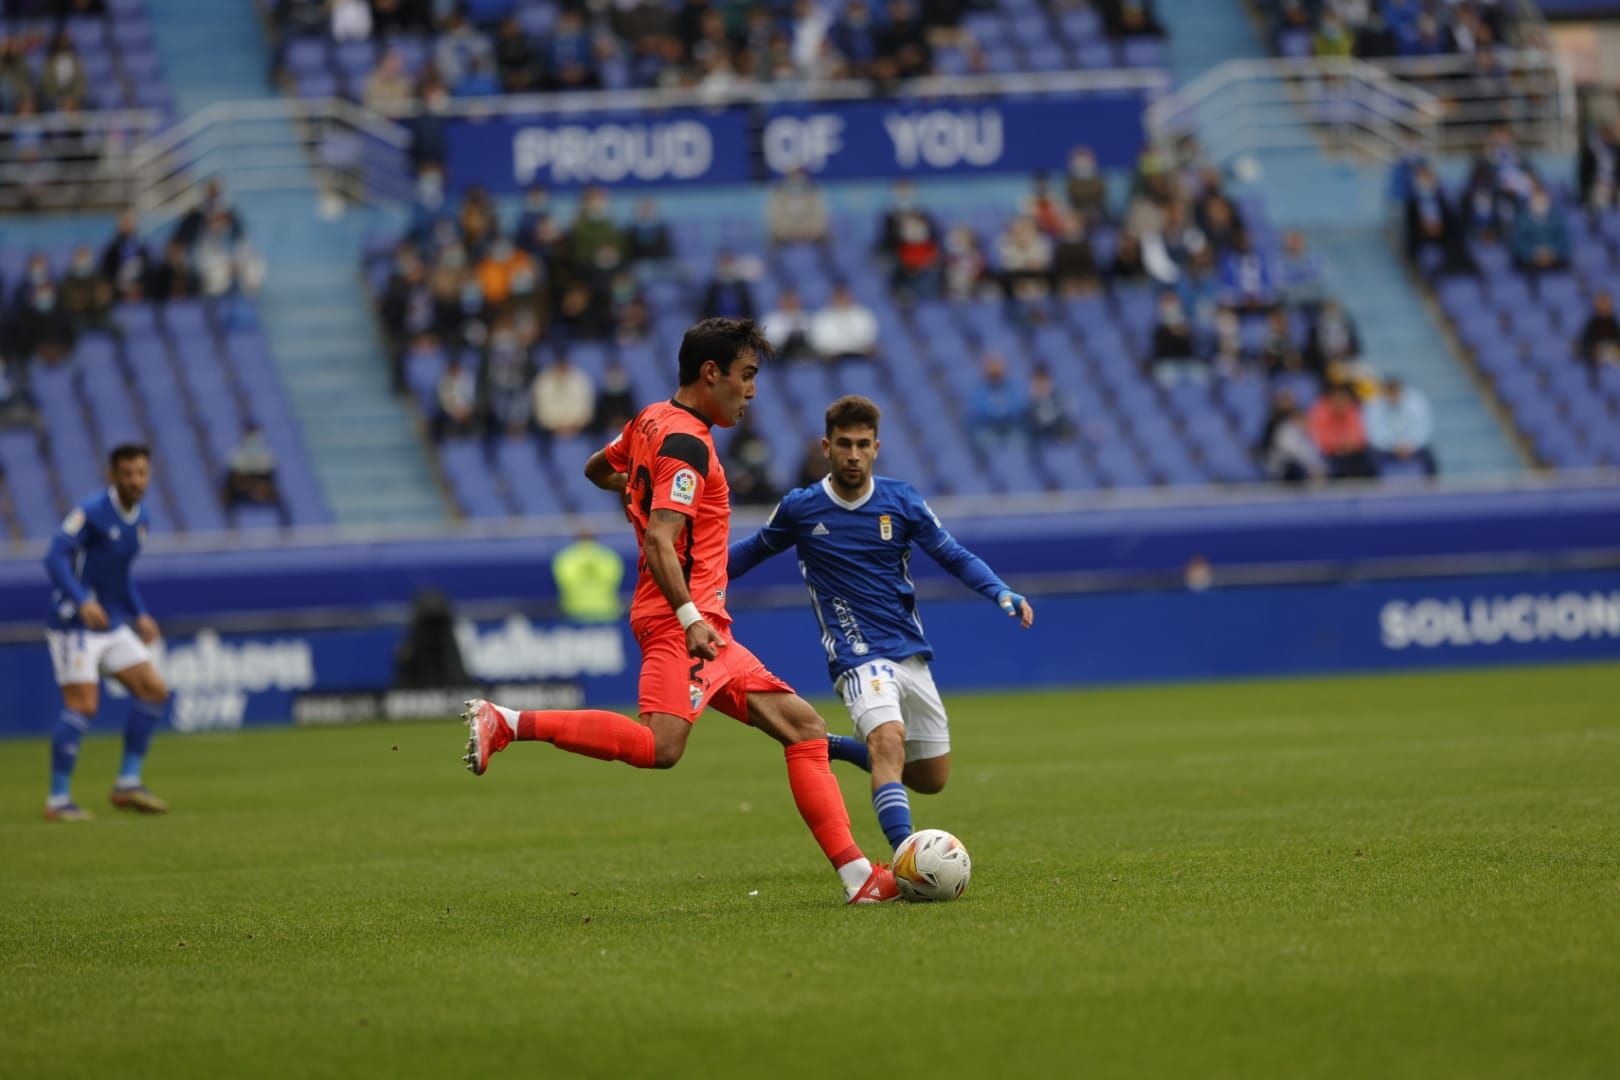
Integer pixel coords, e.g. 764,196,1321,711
43,489,150,631
729,476,1008,680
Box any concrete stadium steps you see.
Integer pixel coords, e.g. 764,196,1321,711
142,0,276,116
1157,0,1267,81
256,256,446,526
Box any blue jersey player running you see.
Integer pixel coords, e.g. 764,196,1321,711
40,443,173,821
729,395,1033,850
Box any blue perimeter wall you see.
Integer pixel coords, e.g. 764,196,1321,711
0,483,1616,738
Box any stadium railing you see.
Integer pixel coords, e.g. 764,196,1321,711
1144,52,1572,167
126,97,415,225
0,109,166,212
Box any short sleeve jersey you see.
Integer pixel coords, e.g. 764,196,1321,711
603,399,732,625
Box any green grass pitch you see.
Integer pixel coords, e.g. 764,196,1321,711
2,663,1617,1079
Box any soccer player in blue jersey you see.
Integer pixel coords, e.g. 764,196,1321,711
40,443,173,821
728,395,1033,850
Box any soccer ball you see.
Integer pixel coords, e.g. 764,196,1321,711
892,829,971,902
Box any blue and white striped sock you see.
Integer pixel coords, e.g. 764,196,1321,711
827,734,871,772
872,782,912,851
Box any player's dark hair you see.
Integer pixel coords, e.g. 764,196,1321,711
677,318,770,386
109,443,150,468
825,395,881,437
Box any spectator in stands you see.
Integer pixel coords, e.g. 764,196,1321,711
890,206,942,300
1025,175,1069,239
1220,232,1276,313
408,165,454,246
1257,308,1304,376
330,0,373,42
546,7,600,91
1576,289,1620,374
1052,215,1101,296
458,186,499,254
503,247,547,332
480,319,533,439
494,15,536,92
566,186,626,286
1100,0,1165,37
1064,146,1109,224
761,288,814,362
968,353,1028,450
998,216,1053,301
1277,230,1326,310
1108,229,1149,284
1027,364,1076,443
1210,308,1246,376
434,357,479,441
875,0,931,82
1579,120,1620,213
877,180,926,259
223,423,281,511
410,76,452,167
1364,376,1437,476
1259,391,1327,484
626,199,673,263
1313,10,1353,57
195,210,267,299
371,0,424,36
554,281,609,341
515,184,552,249
592,357,636,436
832,0,881,79
474,237,534,309
1177,244,1222,325
1149,291,1205,387
59,245,110,335
11,278,75,365
40,36,86,107
1308,383,1376,479
175,179,244,251
701,250,757,322
942,224,990,300
1304,299,1360,376
1403,163,1473,276
764,169,829,247
533,350,595,439
1458,162,1510,243
453,50,500,97
0,38,32,111
726,414,779,506
147,240,198,303
809,283,879,362
1480,125,1536,205
1509,185,1570,275
434,11,493,88
364,49,416,111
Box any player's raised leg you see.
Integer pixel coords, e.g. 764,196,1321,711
46,674,97,822
744,690,896,903
108,659,171,813
462,698,669,774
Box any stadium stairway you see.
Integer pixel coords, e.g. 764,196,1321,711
142,0,272,116
1157,0,1267,82
143,1,448,527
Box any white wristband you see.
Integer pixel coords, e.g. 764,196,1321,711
675,602,702,629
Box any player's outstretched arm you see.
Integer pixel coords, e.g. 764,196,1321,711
645,508,725,660
909,489,1033,628
728,497,796,580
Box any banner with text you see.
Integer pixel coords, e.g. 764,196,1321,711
2,568,1616,738
442,91,1150,193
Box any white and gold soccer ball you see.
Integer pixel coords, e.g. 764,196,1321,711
892,829,971,902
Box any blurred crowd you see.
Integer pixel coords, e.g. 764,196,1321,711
1259,0,1522,61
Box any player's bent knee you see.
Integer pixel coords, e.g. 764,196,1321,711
61,683,98,715
651,737,685,769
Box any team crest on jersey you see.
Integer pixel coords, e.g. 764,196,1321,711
689,682,704,713
879,514,893,541
61,508,85,537
670,468,698,506
137,524,148,542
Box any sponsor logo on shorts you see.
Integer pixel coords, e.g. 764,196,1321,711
670,468,698,505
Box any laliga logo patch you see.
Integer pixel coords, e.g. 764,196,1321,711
61,508,86,537
670,468,698,506
879,514,893,541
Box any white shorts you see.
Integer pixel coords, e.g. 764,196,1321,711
834,655,950,763
46,625,151,686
